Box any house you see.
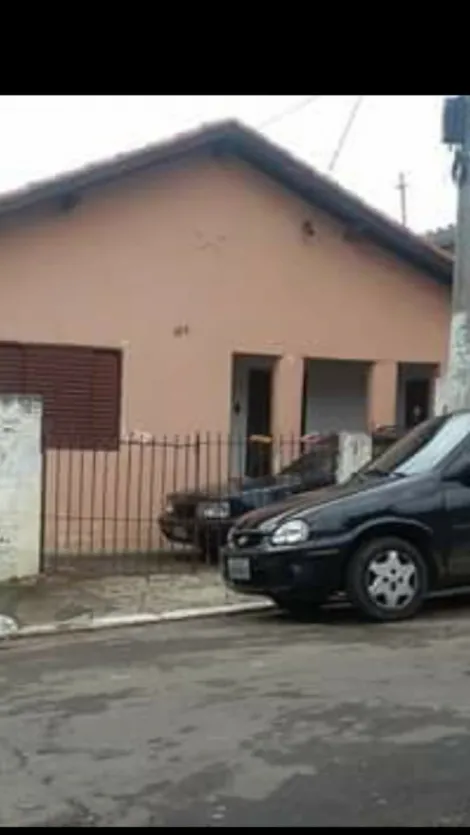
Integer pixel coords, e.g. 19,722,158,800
0,120,453,476
0,119,455,558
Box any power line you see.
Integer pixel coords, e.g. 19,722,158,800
328,96,365,173
258,96,322,130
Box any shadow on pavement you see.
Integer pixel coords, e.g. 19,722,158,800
261,589,470,627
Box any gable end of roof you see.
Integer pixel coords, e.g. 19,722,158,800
0,119,453,285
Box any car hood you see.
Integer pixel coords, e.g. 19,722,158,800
167,472,301,502
235,473,405,530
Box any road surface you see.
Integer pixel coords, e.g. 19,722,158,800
3,598,470,826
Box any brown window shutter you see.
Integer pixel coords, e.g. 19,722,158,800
0,342,121,450
91,349,122,447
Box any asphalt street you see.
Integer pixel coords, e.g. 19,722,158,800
3,597,470,826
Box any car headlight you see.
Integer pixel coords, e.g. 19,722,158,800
197,501,231,520
271,519,309,546
165,500,173,514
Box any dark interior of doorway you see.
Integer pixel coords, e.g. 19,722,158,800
404,378,431,428
245,367,273,477
300,361,308,438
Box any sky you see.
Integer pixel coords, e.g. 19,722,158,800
0,95,457,235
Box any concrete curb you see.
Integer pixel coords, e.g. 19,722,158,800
1,599,275,642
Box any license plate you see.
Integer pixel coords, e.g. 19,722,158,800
227,557,251,581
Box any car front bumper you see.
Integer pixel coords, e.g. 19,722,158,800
221,543,345,598
158,513,232,546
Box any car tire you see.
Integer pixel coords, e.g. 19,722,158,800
346,536,428,622
270,594,326,617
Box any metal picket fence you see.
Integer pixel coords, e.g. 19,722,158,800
40,426,402,575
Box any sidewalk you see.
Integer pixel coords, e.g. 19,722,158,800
0,568,253,631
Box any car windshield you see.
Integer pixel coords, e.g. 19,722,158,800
361,412,470,478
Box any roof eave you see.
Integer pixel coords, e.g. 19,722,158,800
0,119,453,285
222,130,453,285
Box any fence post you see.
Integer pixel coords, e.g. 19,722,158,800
194,432,201,490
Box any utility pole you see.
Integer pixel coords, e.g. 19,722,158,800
440,96,470,411
396,172,408,225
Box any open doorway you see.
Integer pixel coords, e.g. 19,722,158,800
397,364,437,429
404,379,431,428
245,367,272,477
230,354,275,478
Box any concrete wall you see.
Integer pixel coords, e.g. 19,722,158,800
0,396,42,580
0,154,451,441
336,432,373,484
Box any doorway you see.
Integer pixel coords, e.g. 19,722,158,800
404,378,431,428
245,367,273,477
396,364,437,429
230,354,275,478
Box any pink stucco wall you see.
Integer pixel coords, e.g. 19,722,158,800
0,154,450,439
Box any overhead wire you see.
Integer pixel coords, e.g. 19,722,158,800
258,96,322,130
186,95,364,186
328,96,365,173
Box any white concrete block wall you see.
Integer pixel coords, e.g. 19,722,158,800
0,396,42,582
433,376,448,416
336,432,373,484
